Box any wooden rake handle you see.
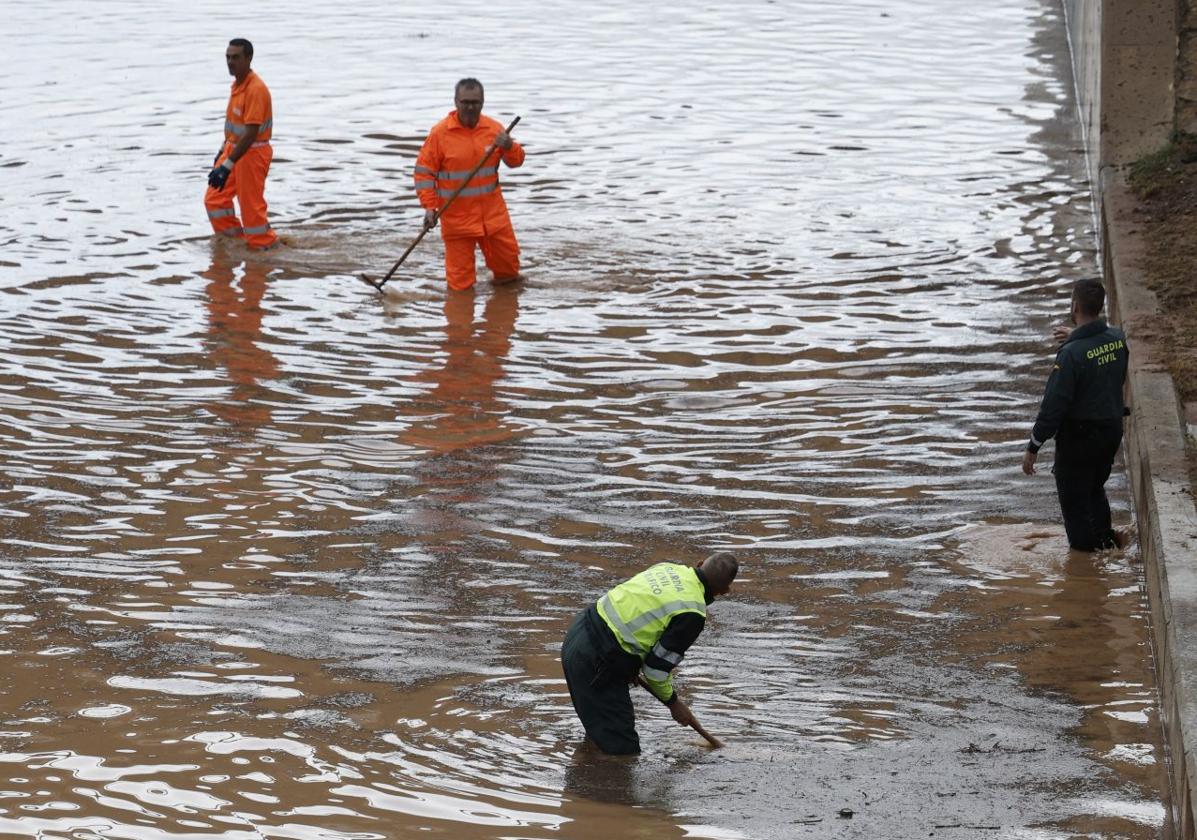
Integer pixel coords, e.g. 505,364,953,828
688,717,724,749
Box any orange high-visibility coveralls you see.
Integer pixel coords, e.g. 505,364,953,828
414,111,524,291
204,70,278,250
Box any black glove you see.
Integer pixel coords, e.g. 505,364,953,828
208,162,231,190
213,150,222,167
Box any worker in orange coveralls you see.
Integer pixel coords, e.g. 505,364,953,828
414,78,524,291
204,38,279,250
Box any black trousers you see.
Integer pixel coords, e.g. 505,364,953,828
1052,421,1123,551
561,608,641,755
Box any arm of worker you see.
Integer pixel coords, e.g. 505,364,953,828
640,612,705,705
494,130,525,168
668,696,696,728
227,123,260,165
1022,350,1077,474
414,135,441,230
208,124,260,189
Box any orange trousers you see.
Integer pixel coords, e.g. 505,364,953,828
204,143,278,250
442,225,520,291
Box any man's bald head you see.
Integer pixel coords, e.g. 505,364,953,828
698,551,739,597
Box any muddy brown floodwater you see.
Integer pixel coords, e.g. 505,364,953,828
0,0,1170,837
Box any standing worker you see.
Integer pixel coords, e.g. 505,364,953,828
561,552,739,755
414,79,524,292
1022,278,1129,551
204,38,279,251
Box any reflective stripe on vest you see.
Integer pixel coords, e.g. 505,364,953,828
642,663,670,682
598,593,644,655
651,642,682,665
596,563,706,659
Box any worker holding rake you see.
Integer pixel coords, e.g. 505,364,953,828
561,552,738,753
413,78,525,292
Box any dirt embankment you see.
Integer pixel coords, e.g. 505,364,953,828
1125,133,1197,474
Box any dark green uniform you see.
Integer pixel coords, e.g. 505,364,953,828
1027,319,1128,550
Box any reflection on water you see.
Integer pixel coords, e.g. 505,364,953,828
0,0,1169,837
403,287,522,453
203,253,280,428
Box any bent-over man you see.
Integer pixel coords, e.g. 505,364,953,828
561,552,738,754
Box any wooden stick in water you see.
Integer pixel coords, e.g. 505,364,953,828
637,676,723,748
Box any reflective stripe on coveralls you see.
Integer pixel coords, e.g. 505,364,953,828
413,164,436,192
438,183,497,199
225,117,274,140
435,165,499,198
596,563,706,701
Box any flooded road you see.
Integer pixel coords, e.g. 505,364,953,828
0,0,1168,837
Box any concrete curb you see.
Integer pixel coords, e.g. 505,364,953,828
1101,168,1197,839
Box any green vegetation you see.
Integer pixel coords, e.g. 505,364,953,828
1128,132,1197,198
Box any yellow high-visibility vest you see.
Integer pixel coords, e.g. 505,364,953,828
596,562,706,701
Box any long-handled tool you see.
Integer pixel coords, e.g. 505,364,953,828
360,115,521,294
637,676,723,748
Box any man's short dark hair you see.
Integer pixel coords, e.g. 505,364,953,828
1073,278,1106,317
455,78,484,98
701,551,739,588
229,38,254,60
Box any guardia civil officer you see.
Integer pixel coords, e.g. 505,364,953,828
1022,278,1129,551
560,552,738,755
